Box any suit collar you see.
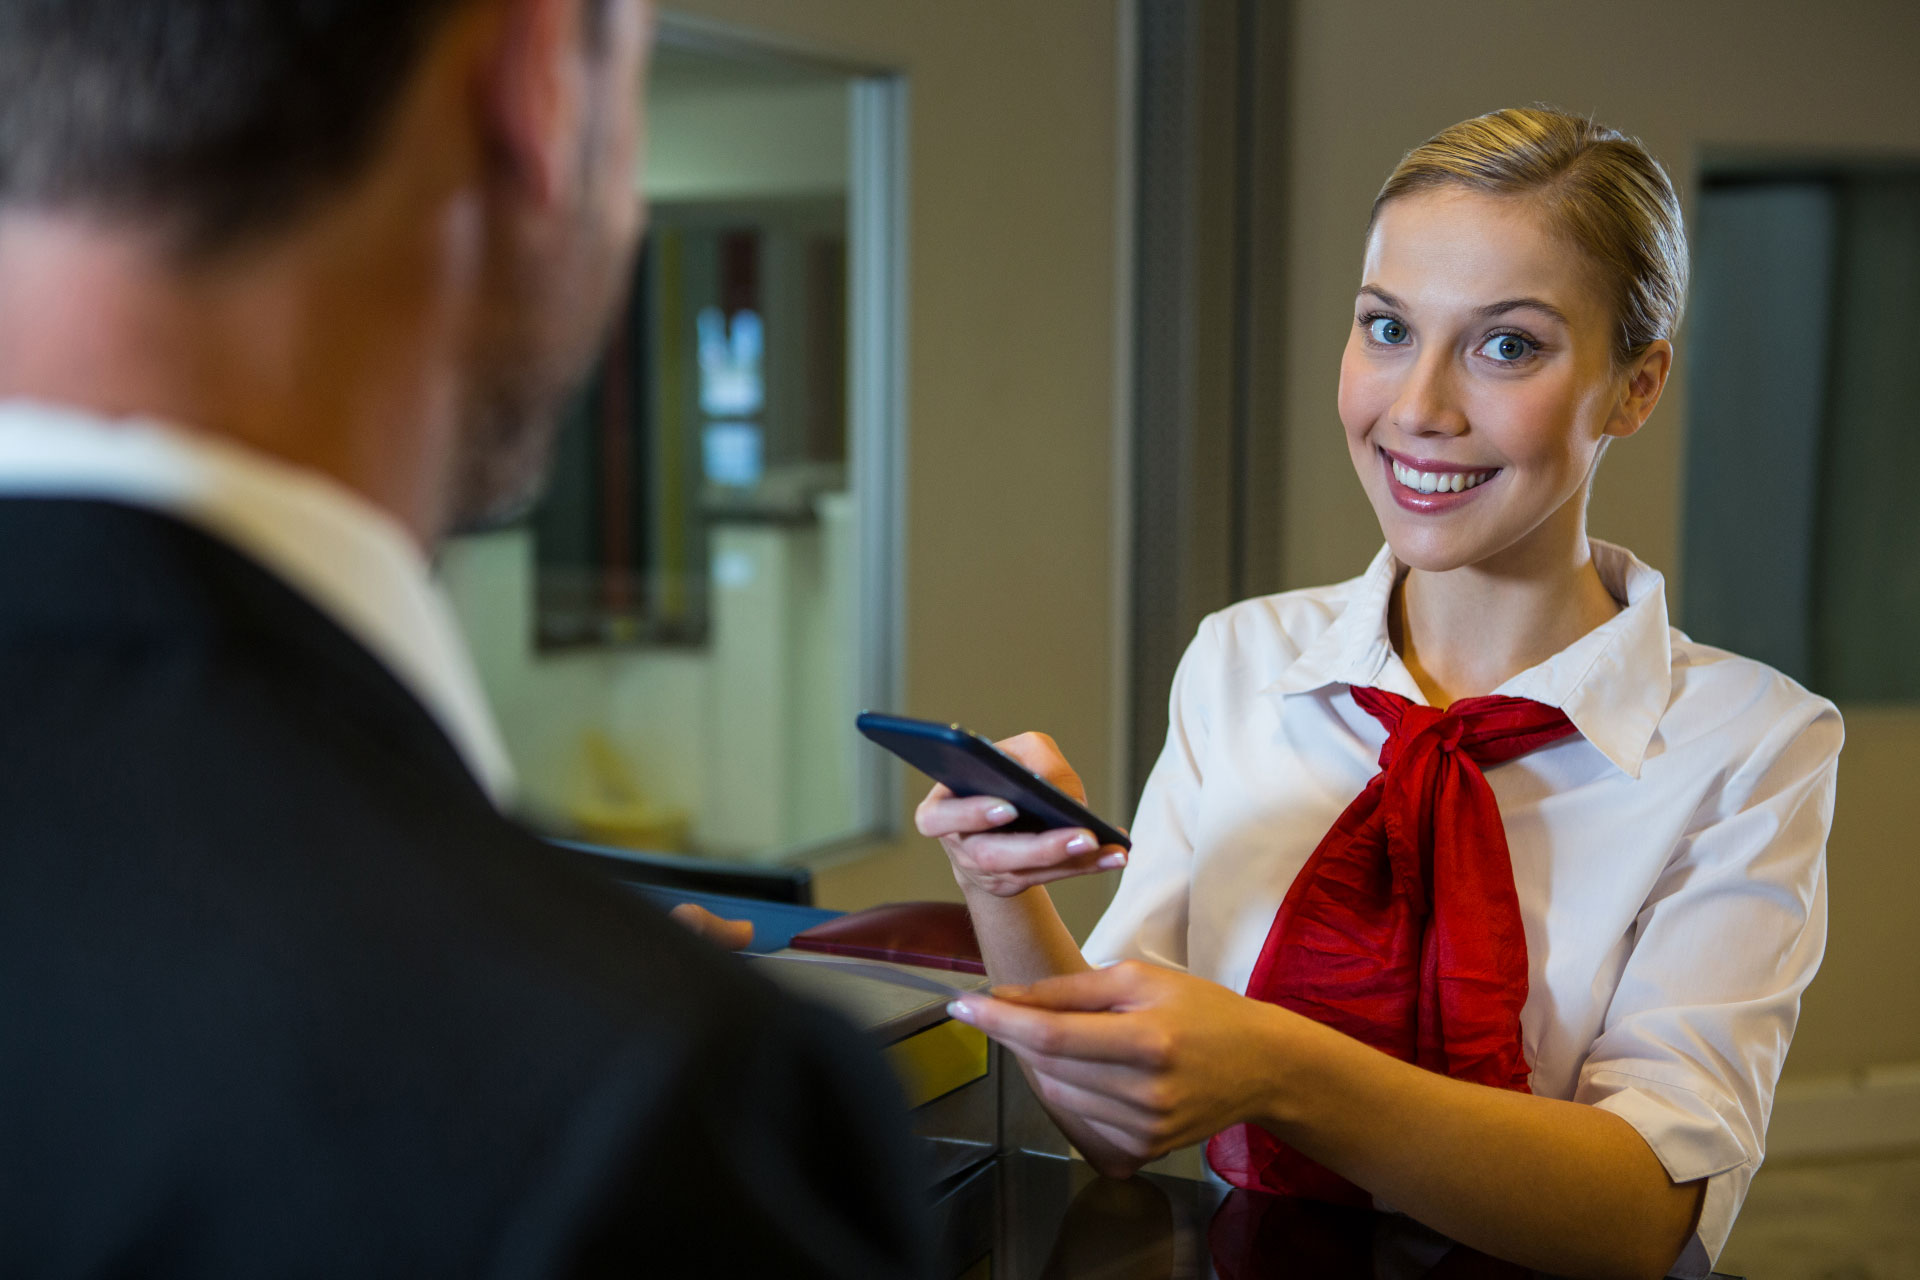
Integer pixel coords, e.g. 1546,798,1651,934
0,403,514,805
0,498,495,805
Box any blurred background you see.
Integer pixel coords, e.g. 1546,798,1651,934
435,3,1920,1270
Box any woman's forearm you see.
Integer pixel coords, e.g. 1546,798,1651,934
956,884,1152,1171
1266,1012,1704,1280
959,881,1091,987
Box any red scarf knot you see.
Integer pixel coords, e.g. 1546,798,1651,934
1206,687,1579,1205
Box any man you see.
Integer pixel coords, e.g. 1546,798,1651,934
0,1,926,1274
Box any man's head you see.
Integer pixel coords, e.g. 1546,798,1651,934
0,0,653,534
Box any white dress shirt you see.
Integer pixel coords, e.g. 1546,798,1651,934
0,400,516,806
1083,540,1842,1276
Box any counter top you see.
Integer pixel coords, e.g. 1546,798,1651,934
933,1154,1743,1280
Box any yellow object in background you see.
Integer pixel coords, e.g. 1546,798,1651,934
569,729,691,851
885,1018,989,1109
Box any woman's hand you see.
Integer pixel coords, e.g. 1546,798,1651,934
956,963,1705,1279
948,961,1289,1177
914,731,1128,897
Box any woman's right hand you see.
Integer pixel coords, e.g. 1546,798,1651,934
914,731,1129,897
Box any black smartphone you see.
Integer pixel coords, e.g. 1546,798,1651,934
855,711,1131,850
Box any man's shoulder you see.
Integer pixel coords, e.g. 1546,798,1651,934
0,604,904,1269
0,491,873,1165
0,495,483,804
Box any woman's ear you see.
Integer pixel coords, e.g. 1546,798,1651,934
1605,339,1673,440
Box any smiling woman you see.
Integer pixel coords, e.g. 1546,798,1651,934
918,107,1843,1280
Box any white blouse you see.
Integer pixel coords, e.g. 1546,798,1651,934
1082,540,1842,1276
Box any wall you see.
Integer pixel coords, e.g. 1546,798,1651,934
439,529,711,829
440,515,856,857
648,80,849,200
1276,0,1920,1086
653,0,1129,936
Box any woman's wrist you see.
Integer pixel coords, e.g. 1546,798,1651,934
956,880,1089,986
1248,999,1357,1138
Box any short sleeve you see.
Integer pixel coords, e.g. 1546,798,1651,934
1576,698,1842,1276
1081,614,1218,971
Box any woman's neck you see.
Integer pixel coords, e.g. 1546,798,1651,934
1389,534,1621,708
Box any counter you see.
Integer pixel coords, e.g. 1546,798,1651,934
623,878,1741,1280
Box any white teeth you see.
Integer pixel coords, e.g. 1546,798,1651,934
1390,458,1495,494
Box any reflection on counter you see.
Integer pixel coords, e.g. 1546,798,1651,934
933,1154,1738,1280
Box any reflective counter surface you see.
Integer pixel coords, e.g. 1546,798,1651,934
604,876,1739,1280
933,1153,1502,1280
933,1154,1743,1280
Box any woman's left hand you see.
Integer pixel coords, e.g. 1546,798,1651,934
948,960,1291,1175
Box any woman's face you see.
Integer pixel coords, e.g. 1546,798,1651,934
1337,187,1666,575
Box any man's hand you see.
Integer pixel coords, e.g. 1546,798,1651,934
669,902,754,951
948,961,1289,1176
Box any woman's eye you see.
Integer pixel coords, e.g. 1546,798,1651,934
1477,333,1535,362
1366,316,1410,345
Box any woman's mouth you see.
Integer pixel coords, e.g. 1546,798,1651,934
1381,449,1500,511
1389,457,1497,493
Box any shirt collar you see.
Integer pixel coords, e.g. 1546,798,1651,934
1264,543,1424,701
0,400,518,806
1263,539,1673,779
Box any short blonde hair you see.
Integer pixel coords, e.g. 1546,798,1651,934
1369,107,1688,364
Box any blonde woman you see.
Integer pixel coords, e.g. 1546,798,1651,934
921,108,1841,1280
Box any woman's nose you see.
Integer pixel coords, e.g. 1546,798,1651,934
1390,355,1469,437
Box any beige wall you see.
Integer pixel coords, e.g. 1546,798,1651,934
654,1,1129,936
1277,0,1920,1081
647,79,849,201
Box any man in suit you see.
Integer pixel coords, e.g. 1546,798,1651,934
0,0,927,1274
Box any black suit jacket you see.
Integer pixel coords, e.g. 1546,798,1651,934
0,498,929,1278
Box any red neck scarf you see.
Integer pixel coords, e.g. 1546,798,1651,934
1207,687,1579,1205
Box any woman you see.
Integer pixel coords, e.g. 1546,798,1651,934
920,107,1841,1280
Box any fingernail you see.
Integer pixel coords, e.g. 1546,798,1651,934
1097,851,1127,870
991,984,1028,999
1065,832,1097,854
946,999,976,1023
985,802,1018,825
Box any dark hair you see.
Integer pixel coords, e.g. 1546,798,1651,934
0,0,608,258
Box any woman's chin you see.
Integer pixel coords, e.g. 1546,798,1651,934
1376,518,1498,575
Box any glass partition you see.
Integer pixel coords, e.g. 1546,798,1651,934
439,24,903,865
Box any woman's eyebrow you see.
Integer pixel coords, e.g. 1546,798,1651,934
1357,287,1571,327
1473,297,1571,325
